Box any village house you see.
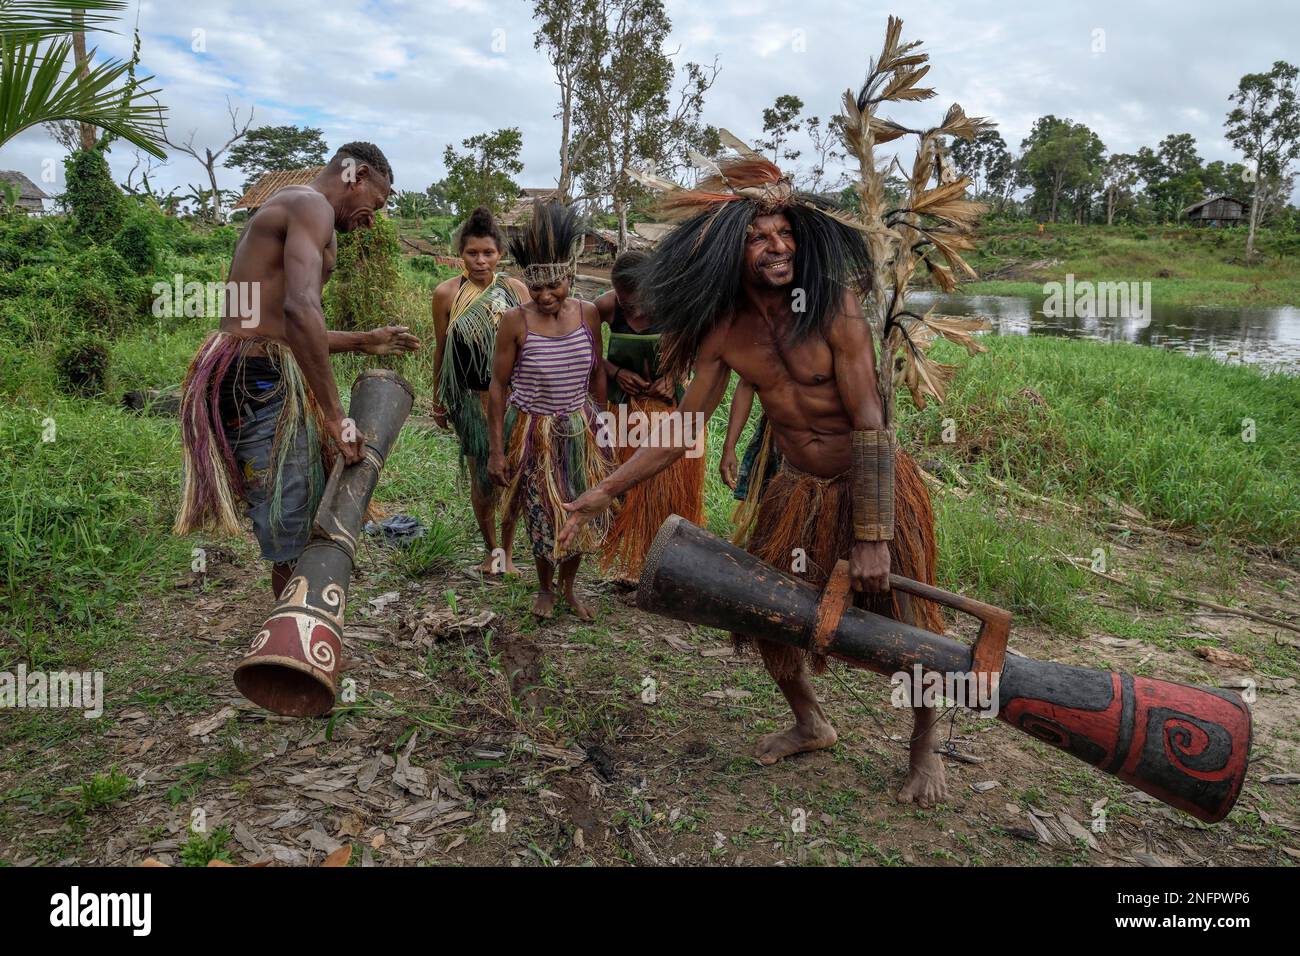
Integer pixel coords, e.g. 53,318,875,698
1182,194,1246,227
0,170,50,215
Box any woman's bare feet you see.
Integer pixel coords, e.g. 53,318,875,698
564,587,595,621
531,590,556,619
480,549,521,577
753,716,838,765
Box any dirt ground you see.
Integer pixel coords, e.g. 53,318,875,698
2,503,1297,868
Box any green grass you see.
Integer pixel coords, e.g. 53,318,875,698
956,221,1300,307
908,335,1299,547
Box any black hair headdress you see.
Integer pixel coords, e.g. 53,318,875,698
630,132,872,378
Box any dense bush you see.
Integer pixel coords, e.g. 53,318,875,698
63,150,127,244
324,214,403,330
0,215,64,269
54,333,111,396
112,211,161,274
0,246,147,343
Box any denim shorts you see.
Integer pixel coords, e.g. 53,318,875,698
223,397,316,564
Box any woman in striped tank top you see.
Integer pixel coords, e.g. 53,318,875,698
487,202,613,620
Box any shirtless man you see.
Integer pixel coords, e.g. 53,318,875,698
559,160,948,806
175,142,420,598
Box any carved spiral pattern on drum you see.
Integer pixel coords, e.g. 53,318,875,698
250,628,270,653
1152,709,1229,774
303,630,337,673
320,582,346,628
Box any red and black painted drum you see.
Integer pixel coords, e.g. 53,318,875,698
234,369,414,718
637,516,1251,823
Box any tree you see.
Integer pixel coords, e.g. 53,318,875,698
120,148,173,203
393,189,432,219
985,149,1022,215
1019,116,1105,222
1225,60,1300,258
0,1,167,157
803,115,845,195
1140,133,1204,220
442,128,524,218
424,180,453,216
758,93,803,165
533,0,589,199
571,0,716,250
948,128,1009,199
224,125,328,190
1200,159,1250,198
162,98,254,224
1101,153,1138,225
63,147,125,242
1253,167,1297,226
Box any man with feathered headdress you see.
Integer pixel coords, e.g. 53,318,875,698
560,149,949,806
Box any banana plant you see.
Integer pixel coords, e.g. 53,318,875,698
0,1,167,157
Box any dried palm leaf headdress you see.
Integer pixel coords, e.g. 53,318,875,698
629,144,873,380
839,16,994,422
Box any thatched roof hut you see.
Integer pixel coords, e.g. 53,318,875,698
232,167,324,211
1182,194,1245,227
0,170,50,214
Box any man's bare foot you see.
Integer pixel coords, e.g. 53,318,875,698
531,591,556,619
753,717,837,766
564,588,595,621
502,558,520,577
896,750,948,807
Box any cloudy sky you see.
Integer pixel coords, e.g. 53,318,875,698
5,0,1297,203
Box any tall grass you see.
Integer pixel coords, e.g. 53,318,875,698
0,400,189,667
910,336,1299,546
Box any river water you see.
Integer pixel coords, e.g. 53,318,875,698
909,290,1300,373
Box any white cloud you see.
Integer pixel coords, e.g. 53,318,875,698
2,0,1296,202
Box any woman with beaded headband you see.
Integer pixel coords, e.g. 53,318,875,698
487,201,614,620
430,206,530,575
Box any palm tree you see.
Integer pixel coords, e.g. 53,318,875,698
0,1,167,157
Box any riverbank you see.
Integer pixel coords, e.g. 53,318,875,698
936,221,1300,308
1,330,1296,865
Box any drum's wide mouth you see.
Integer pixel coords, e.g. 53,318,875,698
234,657,335,718
635,514,686,610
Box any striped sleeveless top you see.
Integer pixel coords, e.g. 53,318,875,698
508,321,596,416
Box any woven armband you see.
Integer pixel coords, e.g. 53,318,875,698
851,429,895,542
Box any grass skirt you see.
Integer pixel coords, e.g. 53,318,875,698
502,402,614,565
735,451,942,680
173,332,330,540
600,395,706,580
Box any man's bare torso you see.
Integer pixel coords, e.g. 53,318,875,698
709,299,855,478
221,186,336,348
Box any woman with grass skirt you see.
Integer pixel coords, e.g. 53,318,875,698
594,251,705,585
487,202,613,620
431,207,530,575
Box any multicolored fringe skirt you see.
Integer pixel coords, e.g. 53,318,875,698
735,452,942,680
174,332,332,562
501,401,614,565
600,395,706,581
